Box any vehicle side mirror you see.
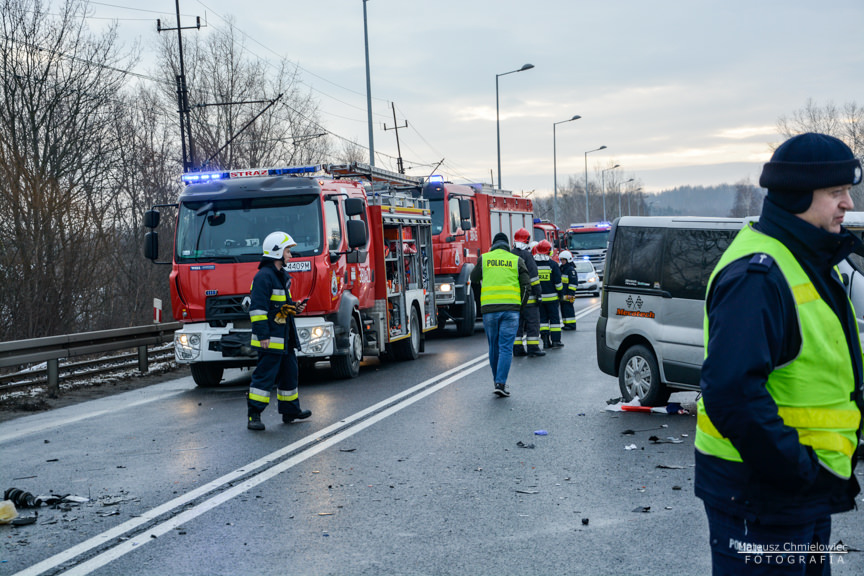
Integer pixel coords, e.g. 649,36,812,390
144,209,160,229
459,199,471,220
344,198,365,217
460,219,472,231
346,219,367,248
144,231,159,260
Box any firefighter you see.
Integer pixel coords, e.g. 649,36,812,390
511,228,544,357
534,240,564,349
246,231,311,431
558,250,578,330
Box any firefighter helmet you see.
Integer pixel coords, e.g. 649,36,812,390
530,241,539,255
262,231,297,259
536,240,552,255
514,228,531,244
559,250,573,262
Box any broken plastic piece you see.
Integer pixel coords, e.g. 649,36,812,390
632,506,651,513
0,500,18,524
516,441,535,449
534,430,548,436
624,444,638,450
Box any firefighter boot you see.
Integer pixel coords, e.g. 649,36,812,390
283,409,312,424
541,332,552,349
247,409,265,431
513,346,527,357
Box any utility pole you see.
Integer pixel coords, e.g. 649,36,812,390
362,0,375,167
157,1,201,173
384,102,408,174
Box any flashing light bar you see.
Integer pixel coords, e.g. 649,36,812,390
180,165,322,185
428,174,445,184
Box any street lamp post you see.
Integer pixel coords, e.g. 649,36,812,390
617,178,634,219
600,164,620,222
362,0,374,166
628,187,642,216
583,145,606,222
553,115,581,226
496,63,534,189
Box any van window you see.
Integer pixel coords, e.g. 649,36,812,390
660,229,737,299
607,226,664,289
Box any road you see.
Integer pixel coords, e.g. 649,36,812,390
1,300,862,576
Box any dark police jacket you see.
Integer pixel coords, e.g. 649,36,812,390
696,198,863,524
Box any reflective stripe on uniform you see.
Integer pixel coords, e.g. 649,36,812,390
277,387,299,402
249,308,268,322
251,336,286,349
271,289,287,302
248,387,271,404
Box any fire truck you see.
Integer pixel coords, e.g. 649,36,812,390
533,218,563,250
408,179,534,336
563,221,612,278
143,163,437,386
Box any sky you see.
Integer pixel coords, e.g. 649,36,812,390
85,0,864,195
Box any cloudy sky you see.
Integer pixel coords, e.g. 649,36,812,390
90,0,864,195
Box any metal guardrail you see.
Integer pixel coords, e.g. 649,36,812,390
0,322,181,397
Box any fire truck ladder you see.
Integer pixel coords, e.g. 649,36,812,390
325,162,422,187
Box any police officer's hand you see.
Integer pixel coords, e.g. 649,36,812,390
260,339,270,349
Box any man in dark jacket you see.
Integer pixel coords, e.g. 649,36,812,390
470,232,530,397
511,228,544,357
696,133,863,574
247,231,312,431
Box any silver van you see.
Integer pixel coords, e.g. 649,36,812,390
597,215,864,406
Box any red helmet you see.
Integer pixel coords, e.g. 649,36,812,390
536,240,552,255
513,228,531,243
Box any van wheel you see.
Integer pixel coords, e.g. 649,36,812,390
331,318,362,379
618,345,670,406
191,363,224,388
393,306,420,360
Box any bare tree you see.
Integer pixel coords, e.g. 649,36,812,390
0,0,135,339
155,20,328,170
729,179,764,218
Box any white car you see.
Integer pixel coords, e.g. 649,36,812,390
573,260,600,296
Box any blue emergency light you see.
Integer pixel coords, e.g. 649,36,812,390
428,175,444,184
180,165,321,185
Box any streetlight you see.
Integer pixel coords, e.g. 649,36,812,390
628,187,642,216
601,164,620,222
496,63,534,189
362,0,374,166
553,115,581,226
584,145,606,222
617,178,634,219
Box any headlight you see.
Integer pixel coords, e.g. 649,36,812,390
175,332,201,360
438,283,452,293
588,275,598,283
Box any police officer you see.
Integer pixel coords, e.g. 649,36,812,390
696,133,863,573
533,240,564,349
469,232,530,397
557,250,578,331
247,231,312,431
511,228,544,357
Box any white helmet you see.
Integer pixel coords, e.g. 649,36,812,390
559,250,573,262
262,231,297,259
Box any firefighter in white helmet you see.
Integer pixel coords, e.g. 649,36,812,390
557,250,578,330
511,228,545,356
246,231,311,431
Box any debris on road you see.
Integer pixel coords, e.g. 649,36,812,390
515,489,539,495
621,425,669,435
649,435,684,444
0,500,18,524
516,441,535,449
656,464,685,470
606,398,696,415
534,430,548,436
624,444,638,450
632,506,651,513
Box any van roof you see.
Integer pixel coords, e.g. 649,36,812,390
615,216,753,229
843,211,864,229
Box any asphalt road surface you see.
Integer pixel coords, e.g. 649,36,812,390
1,300,862,575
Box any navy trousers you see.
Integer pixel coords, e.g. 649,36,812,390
247,350,303,417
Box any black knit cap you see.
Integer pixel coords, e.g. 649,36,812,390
492,232,509,245
760,132,862,213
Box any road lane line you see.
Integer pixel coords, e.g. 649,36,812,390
14,354,489,576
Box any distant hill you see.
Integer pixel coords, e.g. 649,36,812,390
648,183,762,217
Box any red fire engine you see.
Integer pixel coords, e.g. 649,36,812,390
409,178,534,336
143,163,437,386
533,218,562,250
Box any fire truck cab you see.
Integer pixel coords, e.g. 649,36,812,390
411,179,534,336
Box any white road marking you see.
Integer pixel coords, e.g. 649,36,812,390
14,355,490,576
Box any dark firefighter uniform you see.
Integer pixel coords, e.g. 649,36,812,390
534,254,564,348
248,260,305,418
558,257,578,330
512,242,543,356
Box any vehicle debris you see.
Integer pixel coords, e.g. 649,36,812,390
624,444,638,450
581,518,589,525
656,464,685,469
649,436,684,444
515,489,539,494
632,506,651,513
516,441,535,449
534,430,548,436
0,500,18,524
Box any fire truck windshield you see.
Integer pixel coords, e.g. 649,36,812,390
175,195,323,262
566,230,609,251
428,199,445,235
